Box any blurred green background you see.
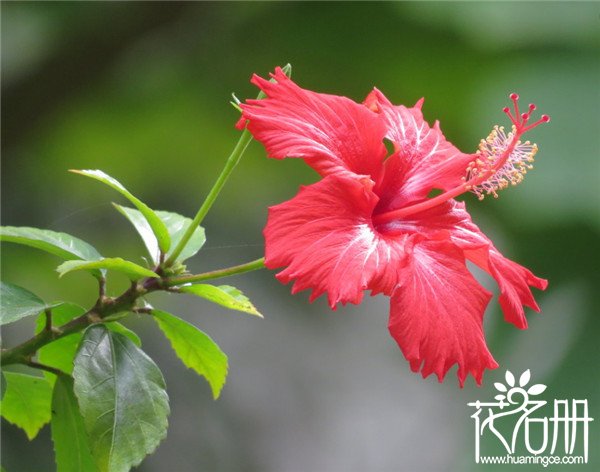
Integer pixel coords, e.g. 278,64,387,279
2,2,599,471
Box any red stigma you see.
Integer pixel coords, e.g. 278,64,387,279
503,93,549,133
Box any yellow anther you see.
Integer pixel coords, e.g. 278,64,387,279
467,124,540,202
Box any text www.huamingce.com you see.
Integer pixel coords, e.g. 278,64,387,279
479,454,585,467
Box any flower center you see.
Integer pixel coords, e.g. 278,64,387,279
372,93,549,225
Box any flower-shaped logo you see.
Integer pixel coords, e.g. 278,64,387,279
493,369,547,409
469,369,592,462
470,370,550,455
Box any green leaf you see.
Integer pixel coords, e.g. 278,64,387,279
0,226,103,263
0,281,60,326
36,304,87,382
0,372,52,440
57,258,158,280
179,284,263,317
71,170,171,254
151,310,228,399
51,375,97,472
114,205,206,264
73,325,169,472
106,322,141,347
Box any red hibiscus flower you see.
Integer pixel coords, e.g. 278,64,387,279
238,68,549,386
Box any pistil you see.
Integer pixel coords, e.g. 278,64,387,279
373,94,549,225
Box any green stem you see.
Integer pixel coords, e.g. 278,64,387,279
165,128,254,266
1,258,266,365
165,257,265,286
43,308,53,332
26,361,67,377
0,282,146,367
165,63,292,267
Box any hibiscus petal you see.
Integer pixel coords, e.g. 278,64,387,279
264,174,410,308
387,199,547,329
240,68,388,179
442,202,547,329
487,250,548,328
388,240,498,386
365,88,474,205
